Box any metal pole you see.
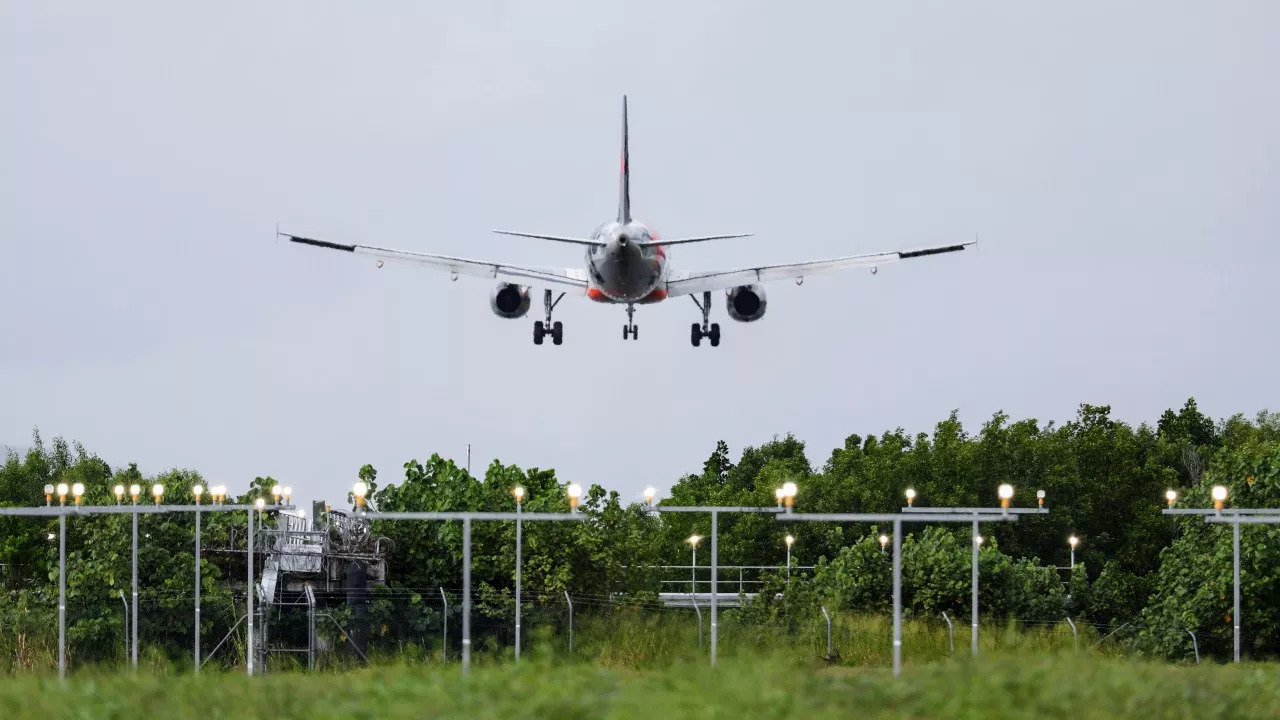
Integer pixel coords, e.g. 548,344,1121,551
691,546,696,594
462,517,471,673
1070,546,1075,568
247,508,254,676
892,518,902,677
564,590,574,654
941,612,954,655
1066,617,1078,654
194,502,201,674
1187,629,1200,663
711,507,721,666
1233,518,1240,663
821,605,832,658
786,543,791,581
58,511,66,680
515,501,522,663
971,517,979,656
440,587,448,663
119,590,129,662
131,509,138,671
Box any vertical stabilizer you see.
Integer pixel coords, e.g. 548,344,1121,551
618,95,631,223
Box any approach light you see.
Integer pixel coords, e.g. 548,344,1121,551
71,483,84,505
56,483,68,505
114,485,125,504
44,484,54,505
255,497,266,512
785,534,794,547
775,487,785,508
567,483,582,510
192,485,204,504
688,534,701,547
975,535,984,546
1068,535,1079,548
1165,489,1177,508
879,534,889,550
905,488,916,507
1211,485,1228,511
781,482,797,509
352,481,368,508
513,486,525,503
1036,489,1046,508
152,484,164,504
282,486,292,504
129,484,141,504
271,484,282,503
643,486,656,505
998,483,1014,509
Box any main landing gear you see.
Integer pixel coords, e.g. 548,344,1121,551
622,304,638,340
533,289,564,345
690,291,720,347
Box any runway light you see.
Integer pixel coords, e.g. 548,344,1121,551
352,481,368,508
1036,489,1046,508
1068,535,1079,548
1211,485,1227,511
1165,489,1177,508
56,483,68,505
905,488,916,507
782,482,797,509
687,534,701,547
567,483,582,510
513,486,525,504
255,497,266,511
643,486,656,505
282,486,292,504
775,487,785,508
114,485,125,504
785,534,794,547
879,534,889,550
271,484,282,503
998,483,1014,509
192,485,204,504
44,484,54,505
152,484,164,504
975,535,984,546
71,483,84,505
129,484,141,504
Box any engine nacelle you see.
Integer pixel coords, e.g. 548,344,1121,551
725,284,767,322
490,283,531,319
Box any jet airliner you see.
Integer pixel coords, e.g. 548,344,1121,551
282,97,973,347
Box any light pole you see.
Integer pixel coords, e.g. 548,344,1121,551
513,485,524,662
784,534,794,581
192,484,203,673
901,484,1050,657
1167,486,1280,663
1068,535,1079,568
687,534,700,593
129,483,140,669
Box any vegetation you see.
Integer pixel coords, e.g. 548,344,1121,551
2,652,1279,719
3,398,1279,675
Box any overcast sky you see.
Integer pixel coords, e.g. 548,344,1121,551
3,1,1276,510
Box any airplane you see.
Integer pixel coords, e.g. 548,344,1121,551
281,96,974,347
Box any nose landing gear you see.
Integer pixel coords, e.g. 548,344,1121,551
533,289,565,345
622,304,638,340
690,291,720,347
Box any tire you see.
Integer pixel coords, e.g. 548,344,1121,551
709,323,721,347
622,325,629,339
552,321,563,345
632,325,638,340
691,323,701,347
534,321,545,345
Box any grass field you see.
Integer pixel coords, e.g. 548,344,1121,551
2,652,1278,719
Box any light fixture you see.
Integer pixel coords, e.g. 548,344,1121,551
192,484,204,504
271,484,282,503
1211,485,1227,511
352,481,369,508
71,482,84,506
44,484,54,505
782,481,797,509
643,486,656,505
1068,535,1079,548
129,484,141,504
254,497,266,511
513,486,525,503
905,488,916,507
56,483,68,505
567,483,582,510
152,483,164,504
215,485,227,504
775,487,785,508
1036,489,1046,508
114,484,125,504
975,535,984,546
785,534,794,547
687,534,701,547
879,534,889,550
1165,489,1177,508
998,483,1014,509
282,486,292,504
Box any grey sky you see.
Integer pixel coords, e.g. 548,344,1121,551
3,2,1277,511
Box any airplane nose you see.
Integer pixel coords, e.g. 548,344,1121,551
617,234,629,247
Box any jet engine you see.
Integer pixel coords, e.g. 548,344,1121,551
725,284,767,322
489,283,531,319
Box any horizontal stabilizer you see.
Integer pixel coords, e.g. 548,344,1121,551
493,230,602,246
640,233,751,247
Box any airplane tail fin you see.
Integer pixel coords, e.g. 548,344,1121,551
618,95,631,224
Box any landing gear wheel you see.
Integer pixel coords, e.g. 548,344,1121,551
534,321,545,345
552,321,563,345
691,322,702,347
622,304,638,341
534,290,565,347
690,292,720,347
709,323,720,347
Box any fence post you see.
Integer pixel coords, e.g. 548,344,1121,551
1065,617,1078,654
691,594,702,648
1187,630,1199,664
564,591,574,654
439,587,448,663
821,605,832,659
941,612,954,656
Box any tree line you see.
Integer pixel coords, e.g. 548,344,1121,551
2,398,1277,667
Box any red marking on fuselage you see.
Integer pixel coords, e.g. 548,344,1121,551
640,287,667,303
587,288,609,302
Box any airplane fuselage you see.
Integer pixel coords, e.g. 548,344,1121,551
583,220,669,304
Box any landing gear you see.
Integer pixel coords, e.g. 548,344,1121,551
689,291,720,347
534,290,565,345
622,304,638,340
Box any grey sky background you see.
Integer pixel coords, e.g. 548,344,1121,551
3,2,1277,511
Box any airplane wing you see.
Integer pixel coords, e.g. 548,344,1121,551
283,233,589,293
664,241,974,297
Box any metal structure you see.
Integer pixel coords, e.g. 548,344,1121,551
1199,509,1280,663
779,511,1021,676
902,503,1050,655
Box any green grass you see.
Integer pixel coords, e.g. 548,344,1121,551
1,652,1277,719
